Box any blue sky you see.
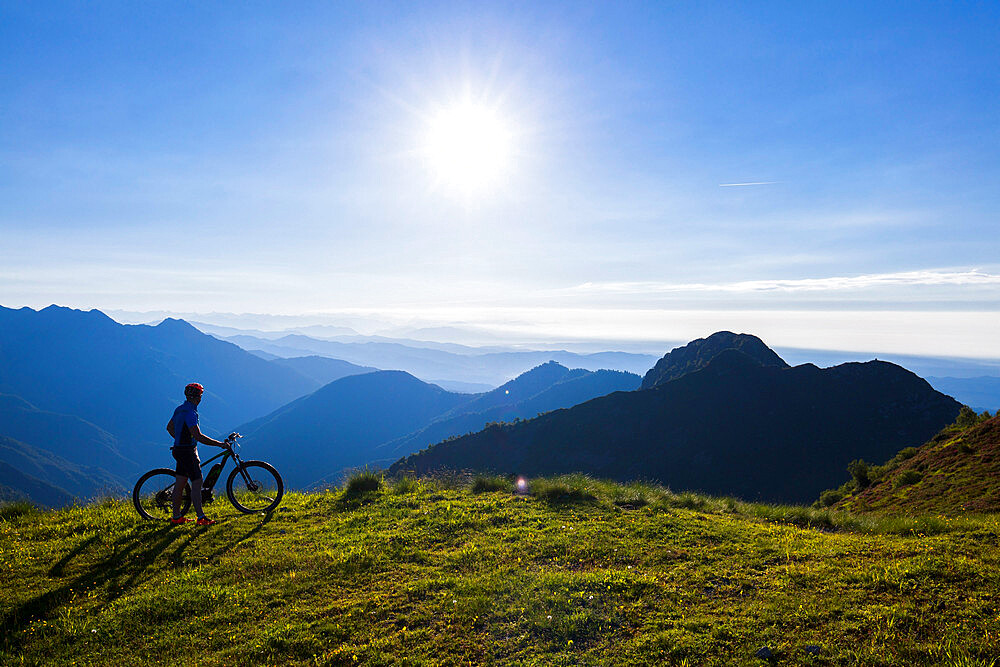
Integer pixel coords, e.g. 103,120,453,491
2,2,999,355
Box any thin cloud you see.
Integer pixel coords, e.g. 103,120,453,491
566,270,1000,295
718,181,779,187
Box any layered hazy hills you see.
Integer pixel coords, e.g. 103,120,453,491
391,340,962,504
376,362,641,461
268,356,376,386
0,306,980,510
239,362,640,489
641,331,789,389
0,305,650,504
0,394,135,477
0,306,324,469
237,371,472,488
220,331,658,388
0,457,75,508
834,416,1000,514
0,435,124,506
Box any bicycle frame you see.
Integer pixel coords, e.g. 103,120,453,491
199,438,255,492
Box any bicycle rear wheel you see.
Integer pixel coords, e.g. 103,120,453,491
133,468,190,520
226,461,283,514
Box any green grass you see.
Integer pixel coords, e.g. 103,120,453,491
826,416,1000,515
2,476,1000,665
343,470,382,496
471,474,513,494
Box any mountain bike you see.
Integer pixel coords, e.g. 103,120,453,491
133,433,283,520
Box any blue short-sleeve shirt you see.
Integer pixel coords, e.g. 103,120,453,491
170,400,199,448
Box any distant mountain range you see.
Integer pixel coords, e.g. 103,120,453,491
268,356,376,387
0,306,351,502
0,306,318,457
237,371,471,488
0,306,984,509
239,362,641,488
0,435,124,506
0,305,653,504
217,331,658,387
391,333,962,504
375,363,640,463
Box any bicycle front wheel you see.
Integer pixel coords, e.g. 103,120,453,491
133,468,189,520
226,461,283,514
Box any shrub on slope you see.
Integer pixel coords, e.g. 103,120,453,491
824,410,1000,514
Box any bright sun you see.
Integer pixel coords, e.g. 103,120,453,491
422,101,513,194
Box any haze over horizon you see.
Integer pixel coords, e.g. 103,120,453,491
3,3,999,357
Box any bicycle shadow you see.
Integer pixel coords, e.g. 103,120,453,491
2,510,277,654
167,510,274,567
1,522,183,652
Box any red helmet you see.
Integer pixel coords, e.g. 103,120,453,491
184,383,204,398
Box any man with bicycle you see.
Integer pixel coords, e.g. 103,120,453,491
166,382,228,526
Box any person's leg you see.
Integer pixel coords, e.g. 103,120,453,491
185,448,207,520
172,475,188,518
190,471,206,519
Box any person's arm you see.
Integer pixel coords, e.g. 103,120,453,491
166,420,175,438
190,424,227,448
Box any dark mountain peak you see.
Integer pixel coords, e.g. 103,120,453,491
699,347,770,376
825,359,934,390
0,305,317,472
23,305,116,330
0,305,121,342
532,360,567,371
38,304,77,316
641,331,788,389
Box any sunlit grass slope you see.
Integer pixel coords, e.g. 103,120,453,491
833,415,1000,515
3,475,1000,666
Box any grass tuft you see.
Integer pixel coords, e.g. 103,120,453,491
343,469,382,496
389,476,420,495
470,475,512,494
0,499,39,521
529,474,598,503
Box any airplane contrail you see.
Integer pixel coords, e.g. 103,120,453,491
718,181,778,187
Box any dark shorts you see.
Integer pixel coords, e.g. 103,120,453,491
172,447,202,481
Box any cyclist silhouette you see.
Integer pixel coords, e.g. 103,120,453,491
166,382,227,526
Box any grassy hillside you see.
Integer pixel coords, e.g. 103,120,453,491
827,414,1000,515
2,476,1000,666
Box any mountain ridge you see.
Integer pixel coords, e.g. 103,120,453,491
0,305,321,469
391,345,962,504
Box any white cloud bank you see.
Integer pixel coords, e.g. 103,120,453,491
566,269,1000,295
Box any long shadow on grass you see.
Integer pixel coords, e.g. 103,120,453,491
169,510,274,566
1,522,184,652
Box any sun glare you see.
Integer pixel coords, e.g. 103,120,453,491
422,101,513,195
